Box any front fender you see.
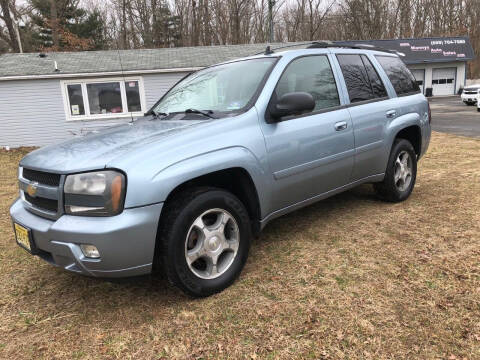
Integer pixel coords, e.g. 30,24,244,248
123,146,270,213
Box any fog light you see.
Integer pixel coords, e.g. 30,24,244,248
80,244,100,259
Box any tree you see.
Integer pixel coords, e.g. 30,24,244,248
68,8,106,49
1,0,479,78
28,0,104,51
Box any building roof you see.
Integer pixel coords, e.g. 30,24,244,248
0,36,474,80
342,36,475,64
0,43,275,80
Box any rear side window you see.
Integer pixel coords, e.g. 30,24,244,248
362,55,388,98
337,54,387,103
275,55,340,112
376,55,420,96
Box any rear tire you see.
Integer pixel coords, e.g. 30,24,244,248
156,187,251,297
374,139,417,202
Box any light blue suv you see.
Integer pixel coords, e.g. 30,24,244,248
10,43,431,297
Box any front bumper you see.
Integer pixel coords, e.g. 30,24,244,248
461,95,478,103
10,199,163,278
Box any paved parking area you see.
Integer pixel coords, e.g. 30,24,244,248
429,96,480,137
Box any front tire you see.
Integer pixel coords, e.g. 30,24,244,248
156,187,251,297
374,139,417,202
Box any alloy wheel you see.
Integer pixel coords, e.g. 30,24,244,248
394,150,413,192
184,208,240,279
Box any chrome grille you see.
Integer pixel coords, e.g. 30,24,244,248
22,168,61,187
24,193,58,213
19,167,63,219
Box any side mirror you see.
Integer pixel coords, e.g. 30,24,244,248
269,92,315,120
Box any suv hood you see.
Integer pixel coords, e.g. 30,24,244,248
20,117,206,173
464,85,480,90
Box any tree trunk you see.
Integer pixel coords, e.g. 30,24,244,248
192,0,199,45
0,0,20,52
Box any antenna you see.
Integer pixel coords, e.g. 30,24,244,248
115,43,134,123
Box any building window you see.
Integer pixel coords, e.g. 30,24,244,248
125,81,142,112
62,78,145,120
67,84,85,116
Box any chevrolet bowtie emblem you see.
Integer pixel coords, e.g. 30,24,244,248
26,182,39,197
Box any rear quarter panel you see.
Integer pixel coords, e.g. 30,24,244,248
367,53,431,164
384,93,431,163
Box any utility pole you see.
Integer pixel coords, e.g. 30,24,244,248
49,0,59,47
122,0,127,48
268,0,275,42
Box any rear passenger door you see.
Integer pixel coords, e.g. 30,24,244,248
336,53,396,181
260,55,355,213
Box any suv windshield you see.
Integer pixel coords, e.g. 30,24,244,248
153,58,277,115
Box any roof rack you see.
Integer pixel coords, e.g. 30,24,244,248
257,41,405,57
334,41,406,56
255,41,324,55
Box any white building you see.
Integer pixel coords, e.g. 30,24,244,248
347,36,474,96
0,44,270,148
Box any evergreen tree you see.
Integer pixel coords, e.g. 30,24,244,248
28,0,104,51
152,1,181,47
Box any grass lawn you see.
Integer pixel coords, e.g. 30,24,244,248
0,132,479,359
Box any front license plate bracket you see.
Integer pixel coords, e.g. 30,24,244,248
14,223,36,254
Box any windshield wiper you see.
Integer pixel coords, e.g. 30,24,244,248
185,108,216,119
148,110,168,120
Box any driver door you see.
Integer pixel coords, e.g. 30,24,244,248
259,55,355,213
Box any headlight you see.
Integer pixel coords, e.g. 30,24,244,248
64,170,126,216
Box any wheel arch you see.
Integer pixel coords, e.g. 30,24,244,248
161,167,262,237
394,125,422,155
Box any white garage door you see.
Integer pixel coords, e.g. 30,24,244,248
432,68,456,96
411,69,425,94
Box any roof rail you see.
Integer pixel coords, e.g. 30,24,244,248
334,41,406,56
256,41,405,57
254,41,322,55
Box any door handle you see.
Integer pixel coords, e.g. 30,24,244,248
334,121,348,131
386,110,397,118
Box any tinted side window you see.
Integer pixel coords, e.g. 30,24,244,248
275,56,340,112
376,55,420,95
361,55,387,98
337,54,376,103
